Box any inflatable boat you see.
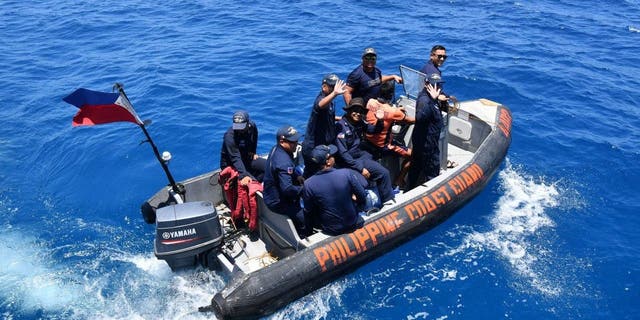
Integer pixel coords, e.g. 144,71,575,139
140,66,512,319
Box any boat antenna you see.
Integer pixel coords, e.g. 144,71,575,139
113,83,185,199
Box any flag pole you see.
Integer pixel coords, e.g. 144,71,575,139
113,83,184,199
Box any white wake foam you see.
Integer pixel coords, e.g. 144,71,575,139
269,279,348,320
85,253,224,320
0,231,84,312
0,227,225,319
452,160,568,295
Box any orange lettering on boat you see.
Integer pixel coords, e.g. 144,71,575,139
498,108,512,137
328,242,342,265
461,171,475,186
421,195,438,213
448,179,462,195
348,233,362,253
382,215,398,233
340,237,357,258
390,211,404,228
354,228,370,252
431,190,446,206
313,247,330,272
364,223,382,246
404,203,417,221
375,219,389,236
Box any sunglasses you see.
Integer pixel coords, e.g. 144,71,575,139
434,54,448,60
363,55,377,61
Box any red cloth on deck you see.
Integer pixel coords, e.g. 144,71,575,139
219,166,262,231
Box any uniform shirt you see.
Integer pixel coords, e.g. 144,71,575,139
411,89,443,152
420,60,448,97
420,60,441,77
262,144,302,212
346,65,383,104
335,116,382,171
302,91,336,153
220,121,259,179
365,98,408,147
303,168,366,235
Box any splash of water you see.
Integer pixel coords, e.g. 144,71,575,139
0,226,224,319
454,160,565,295
269,279,347,320
0,231,84,313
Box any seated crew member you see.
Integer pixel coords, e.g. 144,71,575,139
220,110,266,185
335,98,394,204
364,81,415,188
302,145,366,236
408,74,445,189
263,125,311,237
301,73,346,179
343,47,402,105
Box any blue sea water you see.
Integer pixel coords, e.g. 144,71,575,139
1,0,639,319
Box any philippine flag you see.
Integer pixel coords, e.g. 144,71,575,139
63,88,143,127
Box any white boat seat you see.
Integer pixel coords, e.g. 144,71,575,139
449,116,472,141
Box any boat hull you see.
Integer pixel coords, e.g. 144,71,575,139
209,104,512,319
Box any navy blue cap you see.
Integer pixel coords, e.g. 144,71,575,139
276,125,300,142
310,144,338,164
322,73,339,87
426,73,445,85
232,111,249,130
362,47,377,57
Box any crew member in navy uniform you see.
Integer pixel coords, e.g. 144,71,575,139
335,97,394,205
263,125,311,237
303,145,366,236
420,45,456,106
343,47,402,105
408,74,445,189
220,110,266,185
301,73,346,178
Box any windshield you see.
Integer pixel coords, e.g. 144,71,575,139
399,65,426,100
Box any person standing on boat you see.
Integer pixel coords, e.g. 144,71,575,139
420,45,456,105
303,145,366,236
301,73,346,179
220,111,266,185
335,97,394,205
343,47,402,105
408,74,445,189
263,125,311,237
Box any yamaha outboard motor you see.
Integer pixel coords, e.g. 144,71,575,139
154,201,224,270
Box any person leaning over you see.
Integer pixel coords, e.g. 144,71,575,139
301,73,346,178
302,145,366,236
220,110,266,185
343,47,402,105
262,125,311,237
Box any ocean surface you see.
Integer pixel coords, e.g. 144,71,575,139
1,1,639,319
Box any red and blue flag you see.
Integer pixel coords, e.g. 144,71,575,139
63,88,143,127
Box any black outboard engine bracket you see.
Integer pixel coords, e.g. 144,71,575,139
154,201,224,270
